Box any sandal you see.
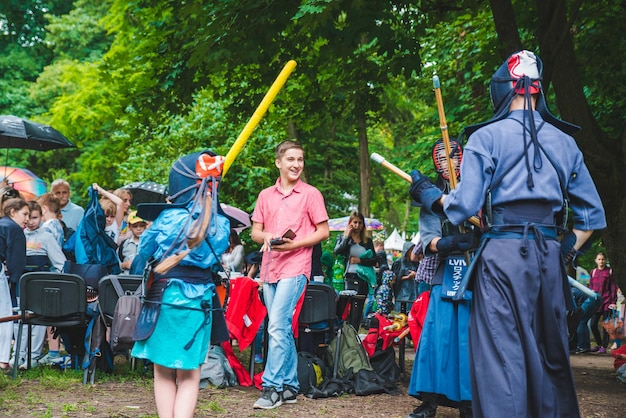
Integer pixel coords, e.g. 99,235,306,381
0,363,11,375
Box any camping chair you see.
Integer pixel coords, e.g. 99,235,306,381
82,274,143,384
13,272,87,379
298,282,338,353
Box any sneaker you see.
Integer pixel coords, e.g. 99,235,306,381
254,353,264,364
575,347,589,355
590,346,600,353
597,347,606,354
253,387,282,409
407,402,437,418
281,386,298,404
37,353,61,365
9,357,26,370
18,357,40,370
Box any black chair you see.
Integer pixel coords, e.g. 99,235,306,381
24,255,52,273
82,274,143,384
298,282,338,352
339,275,368,330
13,272,87,379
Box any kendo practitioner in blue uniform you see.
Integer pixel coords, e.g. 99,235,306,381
409,50,606,417
407,139,475,418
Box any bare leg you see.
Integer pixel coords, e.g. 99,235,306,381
153,364,177,418
153,364,201,418
47,327,59,351
173,368,201,418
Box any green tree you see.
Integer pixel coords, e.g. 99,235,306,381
487,0,626,293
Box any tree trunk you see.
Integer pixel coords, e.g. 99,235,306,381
488,0,523,57
356,111,371,217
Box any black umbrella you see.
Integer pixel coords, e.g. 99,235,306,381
0,115,74,151
122,181,168,204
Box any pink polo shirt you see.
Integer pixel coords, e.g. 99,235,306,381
251,178,328,283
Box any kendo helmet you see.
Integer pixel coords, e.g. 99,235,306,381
463,50,579,137
432,138,463,181
136,150,225,221
490,50,541,116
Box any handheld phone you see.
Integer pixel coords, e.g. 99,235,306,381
270,229,296,246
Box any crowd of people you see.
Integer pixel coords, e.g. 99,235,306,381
1,49,624,418
0,177,151,372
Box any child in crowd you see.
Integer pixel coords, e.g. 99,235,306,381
15,202,67,368
118,211,147,274
113,188,133,245
36,193,64,247
24,202,66,273
92,183,125,245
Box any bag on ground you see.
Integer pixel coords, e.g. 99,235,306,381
353,368,399,396
110,277,142,351
297,351,326,395
200,345,238,388
369,342,401,383
327,321,373,378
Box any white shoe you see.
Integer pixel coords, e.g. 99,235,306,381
8,356,23,368
18,357,40,370
38,353,62,365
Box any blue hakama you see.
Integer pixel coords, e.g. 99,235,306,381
408,284,472,407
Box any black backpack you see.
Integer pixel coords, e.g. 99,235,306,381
297,351,326,395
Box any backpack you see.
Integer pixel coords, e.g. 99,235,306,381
297,351,326,395
110,276,142,351
327,321,373,378
200,345,238,389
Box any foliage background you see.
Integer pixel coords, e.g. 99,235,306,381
1,0,624,281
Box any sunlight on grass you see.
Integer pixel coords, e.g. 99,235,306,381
198,400,226,413
61,402,78,412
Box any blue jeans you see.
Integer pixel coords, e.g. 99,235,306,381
262,275,307,391
362,293,375,318
576,294,601,349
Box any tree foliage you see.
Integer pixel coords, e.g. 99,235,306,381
2,1,626,291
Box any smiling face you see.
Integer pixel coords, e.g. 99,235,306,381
276,147,304,184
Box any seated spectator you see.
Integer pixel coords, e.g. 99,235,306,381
14,202,67,368
92,183,125,245
51,179,84,232
113,188,133,245
36,193,64,247
221,229,244,276
24,202,66,273
119,211,147,274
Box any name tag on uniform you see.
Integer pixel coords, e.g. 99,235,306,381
441,255,471,300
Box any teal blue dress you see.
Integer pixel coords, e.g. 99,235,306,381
130,204,230,370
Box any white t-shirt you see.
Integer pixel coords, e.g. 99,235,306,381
104,220,121,245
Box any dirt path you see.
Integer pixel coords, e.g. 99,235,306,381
3,351,624,417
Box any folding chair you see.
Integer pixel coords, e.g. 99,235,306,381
82,274,143,384
298,282,338,352
13,272,87,379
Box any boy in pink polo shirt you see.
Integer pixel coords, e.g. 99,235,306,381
251,140,329,409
